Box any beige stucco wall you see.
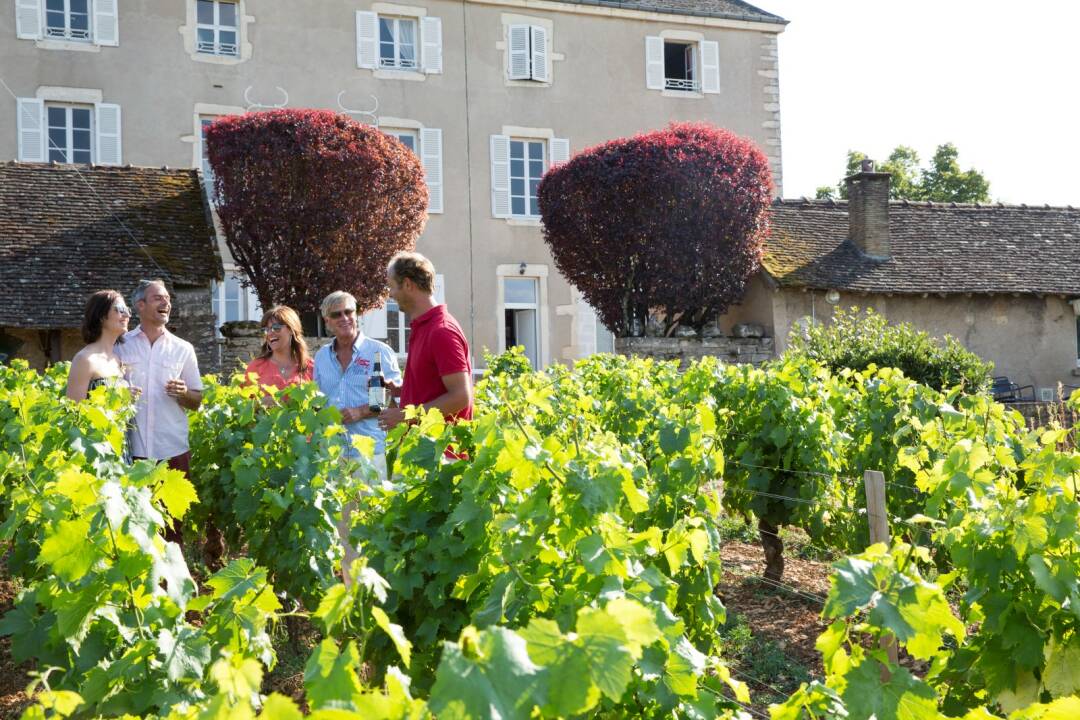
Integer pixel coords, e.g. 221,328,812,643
769,288,1079,393
1,0,784,370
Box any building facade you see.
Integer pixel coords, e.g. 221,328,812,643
2,0,787,371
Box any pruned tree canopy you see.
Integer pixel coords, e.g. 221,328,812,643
206,109,428,314
538,123,773,337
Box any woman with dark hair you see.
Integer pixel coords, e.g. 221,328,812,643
244,305,314,390
66,289,132,401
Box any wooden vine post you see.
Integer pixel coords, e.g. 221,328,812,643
863,470,899,674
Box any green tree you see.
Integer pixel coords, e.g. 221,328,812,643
816,143,990,203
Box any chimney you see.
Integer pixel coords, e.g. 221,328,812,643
845,158,890,259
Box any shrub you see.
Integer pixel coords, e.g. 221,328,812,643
206,109,428,314
537,122,773,337
785,307,993,392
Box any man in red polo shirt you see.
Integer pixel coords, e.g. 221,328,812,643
378,252,473,431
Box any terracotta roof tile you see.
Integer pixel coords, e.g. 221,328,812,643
0,162,222,329
763,199,1080,296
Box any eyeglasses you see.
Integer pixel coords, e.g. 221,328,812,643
114,303,132,316
265,322,285,333
327,307,356,320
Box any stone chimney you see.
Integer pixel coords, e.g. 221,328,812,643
845,158,891,259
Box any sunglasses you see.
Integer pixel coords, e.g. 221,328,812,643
264,322,285,333
114,303,132,316
327,307,356,320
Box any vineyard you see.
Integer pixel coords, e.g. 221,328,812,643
1,350,1079,719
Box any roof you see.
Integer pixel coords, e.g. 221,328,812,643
0,162,222,329
555,0,786,24
764,198,1080,296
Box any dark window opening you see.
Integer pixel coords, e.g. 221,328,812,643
663,41,697,91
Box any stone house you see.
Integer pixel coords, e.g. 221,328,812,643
720,166,1080,396
2,0,787,371
0,162,223,370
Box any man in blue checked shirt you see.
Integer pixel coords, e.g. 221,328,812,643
313,290,401,585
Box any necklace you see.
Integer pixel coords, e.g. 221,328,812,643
272,357,295,378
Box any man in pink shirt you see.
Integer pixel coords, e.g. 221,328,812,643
378,252,472,431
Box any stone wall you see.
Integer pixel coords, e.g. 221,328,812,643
170,286,218,375
614,336,775,367
218,321,332,378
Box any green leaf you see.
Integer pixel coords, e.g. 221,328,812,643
314,584,353,633
576,607,635,701
665,636,706,697
520,619,598,716
39,517,96,582
605,597,662,655
260,693,304,720
840,660,939,720
1043,638,1080,698
303,639,364,711
371,606,412,669
156,627,212,682
210,655,264,701
429,626,547,720
152,467,199,520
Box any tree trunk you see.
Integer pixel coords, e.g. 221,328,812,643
759,518,784,583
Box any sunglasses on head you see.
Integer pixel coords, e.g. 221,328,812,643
265,322,285,333
114,303,131,316
327,307,356,320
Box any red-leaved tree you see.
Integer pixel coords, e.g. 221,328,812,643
538,122,773,336
206,109,428,314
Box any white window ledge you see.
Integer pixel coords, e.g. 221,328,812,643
35,38,100,52
506,217,542,227
662,88,704,99
373,68,427,81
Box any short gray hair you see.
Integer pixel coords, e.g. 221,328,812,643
131,278,167,306
320,290,357,318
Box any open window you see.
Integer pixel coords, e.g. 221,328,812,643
503,277,540,368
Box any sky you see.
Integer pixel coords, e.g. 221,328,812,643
752,1,1080,206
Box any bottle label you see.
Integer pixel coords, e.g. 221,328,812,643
368,386,387,410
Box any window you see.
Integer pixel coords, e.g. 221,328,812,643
664,41,697,91
385,129,417,154
44,0,90,40
46,104,93,164
355,11,441,76
379,17,417,69
386,300,410,357
490,134,568,220
645,36,720,95
211,271,261,337
596,316,615,354
507,24,549,82
196,0,238,56
503,277,540,368
509,140,544,218
199,116,220,202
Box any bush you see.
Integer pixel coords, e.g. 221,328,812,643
206,109,428,314
537,122,773,337
785,307,993,392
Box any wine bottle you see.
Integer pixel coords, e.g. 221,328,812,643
368,356,387,414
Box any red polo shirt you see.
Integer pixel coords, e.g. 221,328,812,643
401,304,473,421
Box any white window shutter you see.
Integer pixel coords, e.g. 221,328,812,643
362,305,388,339
490,134,511,218
93,0,119,46
434,274,445,304
356,11,378,69
645,36,665,90
95,103,122,165
549,137,570,166
422,16,442,74
507,25,530,80
701,40,720,94
420,127,444,214
16,98,45,162
530,26,549,82
16,0,41,39
577,298,598,357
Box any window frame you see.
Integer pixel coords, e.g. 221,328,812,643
44,0,92,41
211,268,261,338
378,16,419,70
383,128,418,154
196,0,239,57
502,277,541,368
663,39,699,92
386,299,410,360
508,138,546,219
45,102,94,164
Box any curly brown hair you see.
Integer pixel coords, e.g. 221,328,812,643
81,289,125,344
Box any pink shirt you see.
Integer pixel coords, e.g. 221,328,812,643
115,327,203,460
245,356,314,390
